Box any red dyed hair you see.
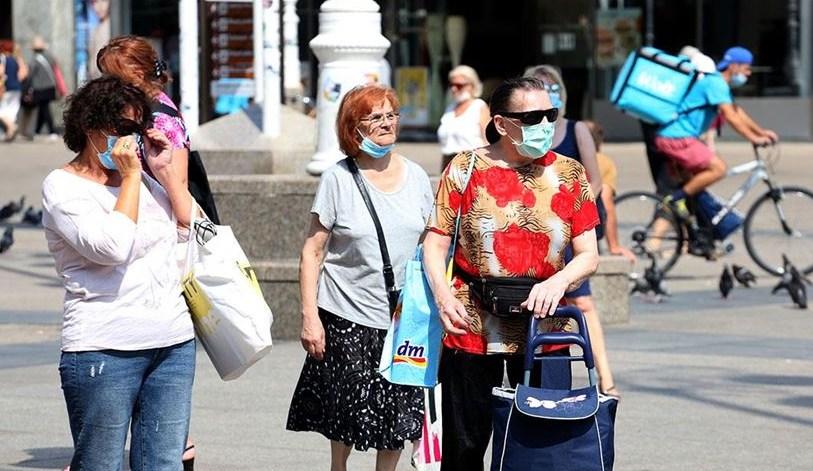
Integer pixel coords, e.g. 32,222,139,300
336,84,400,158
96,35,169,98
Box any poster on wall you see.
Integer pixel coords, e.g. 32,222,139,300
208,1,255,116
395,67,429,127
74,0,111,85
595,8,641,68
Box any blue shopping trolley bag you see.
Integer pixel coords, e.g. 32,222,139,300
491,306,619,471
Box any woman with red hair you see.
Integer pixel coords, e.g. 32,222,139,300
96,36,189,187
287,84,432,470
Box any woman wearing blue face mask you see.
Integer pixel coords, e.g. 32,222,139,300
525,64,621,399
288,84,433,471
41,76,198,470
422,77,600,469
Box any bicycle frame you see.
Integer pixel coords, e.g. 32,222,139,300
708,154,776,226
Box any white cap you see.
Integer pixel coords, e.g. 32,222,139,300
691,54,717,73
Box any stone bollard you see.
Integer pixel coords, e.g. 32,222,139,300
305,0,391,175
590,255,633,325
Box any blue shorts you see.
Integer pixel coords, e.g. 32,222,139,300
563,245,592,298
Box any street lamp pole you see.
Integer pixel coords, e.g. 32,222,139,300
263,0,281,137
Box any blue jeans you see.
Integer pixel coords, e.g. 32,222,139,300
59,339,195,471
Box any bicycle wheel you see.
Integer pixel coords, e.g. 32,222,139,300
743,185,813,275
614,191,684,276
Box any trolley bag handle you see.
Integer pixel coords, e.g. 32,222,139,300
524,306,597,386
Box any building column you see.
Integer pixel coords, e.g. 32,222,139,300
282,0,302,102
306,0,391,176
263,0,281,137
179,0,200,133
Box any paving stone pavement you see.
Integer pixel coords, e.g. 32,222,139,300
1,138,812,470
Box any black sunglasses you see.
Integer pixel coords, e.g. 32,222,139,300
113,117,150,137
497,108,558,125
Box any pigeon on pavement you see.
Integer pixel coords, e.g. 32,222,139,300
719,264,734,299
772,254,808,309
732,264,756,287
0,226,14,253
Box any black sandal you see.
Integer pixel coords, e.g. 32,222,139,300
183,444,195,471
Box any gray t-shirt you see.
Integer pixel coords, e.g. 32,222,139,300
313,157,434,329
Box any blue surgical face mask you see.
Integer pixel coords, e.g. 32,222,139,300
91,135,119,170
548,91,563,109
357,129,393,159
730,73,748,88
506,118,556,159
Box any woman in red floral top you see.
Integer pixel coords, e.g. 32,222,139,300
422,77,599,469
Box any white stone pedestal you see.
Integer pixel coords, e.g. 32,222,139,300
306,0,391,176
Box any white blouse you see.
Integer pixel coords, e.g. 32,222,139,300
437,98,488,155
42,169,193,352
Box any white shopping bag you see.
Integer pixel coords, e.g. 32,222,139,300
412,385,442,470
182,213,273,381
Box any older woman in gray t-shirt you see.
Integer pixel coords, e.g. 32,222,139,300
287,84,433,470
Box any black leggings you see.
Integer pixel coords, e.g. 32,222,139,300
438,347,571,471
35,100,55,134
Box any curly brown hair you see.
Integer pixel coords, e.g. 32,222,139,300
62,76,152,153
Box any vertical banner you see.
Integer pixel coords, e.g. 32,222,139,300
395,67,429,127
75,0,112,84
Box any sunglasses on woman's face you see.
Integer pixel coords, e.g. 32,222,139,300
498,108,558,125
114,117,149,137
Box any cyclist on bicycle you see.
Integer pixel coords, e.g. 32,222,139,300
655,46,777,223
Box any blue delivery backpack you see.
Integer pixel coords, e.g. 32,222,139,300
611,47,700,125
491,307,618,471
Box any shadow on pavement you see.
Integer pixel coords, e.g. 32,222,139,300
13,447,71,469
732,373,813,387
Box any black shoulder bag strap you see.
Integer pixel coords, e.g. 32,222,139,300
345,157,400,315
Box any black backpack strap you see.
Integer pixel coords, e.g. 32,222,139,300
345,157,398,314
151,101,181,119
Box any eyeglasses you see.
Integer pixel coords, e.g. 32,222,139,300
449,82,469,89
497,108,559,125
113,117,149,136
360,112,400,126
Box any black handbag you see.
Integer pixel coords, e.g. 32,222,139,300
458,271,539,318
150,102,221,225
345,157,401,315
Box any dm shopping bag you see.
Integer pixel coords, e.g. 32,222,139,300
379,154,477,387
182,212,274,381
411,385,443,470
378,247,444,387
491,307,618,471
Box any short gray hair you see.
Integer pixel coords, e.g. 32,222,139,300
448,65,483,98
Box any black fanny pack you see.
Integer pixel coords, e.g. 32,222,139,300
458,271,539,318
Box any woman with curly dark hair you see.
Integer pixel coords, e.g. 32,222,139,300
43,76,197,471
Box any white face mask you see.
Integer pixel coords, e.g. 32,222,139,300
453,90,472,104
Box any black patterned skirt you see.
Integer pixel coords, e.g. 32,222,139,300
286,308,424,451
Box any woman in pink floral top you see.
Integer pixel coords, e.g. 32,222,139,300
96,36,190,186
95,35,196,471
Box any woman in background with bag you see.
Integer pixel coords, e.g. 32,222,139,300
42,76,196,470
422,77,600,470
287,84,433,471
19,36,59,139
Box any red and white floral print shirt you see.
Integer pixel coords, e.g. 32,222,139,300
428,150,599,354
